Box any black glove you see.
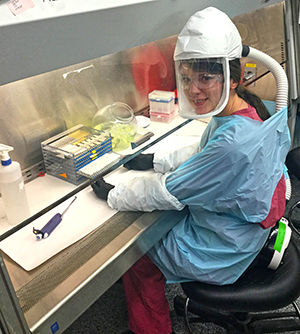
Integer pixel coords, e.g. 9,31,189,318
91,178,115,200
123,154,154,171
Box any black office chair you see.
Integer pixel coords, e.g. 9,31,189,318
174,238,300,333
286,147,300,181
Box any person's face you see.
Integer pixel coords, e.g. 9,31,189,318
180,65,224,116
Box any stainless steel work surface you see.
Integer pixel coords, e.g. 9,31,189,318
0,113,203,333
2,208,187,334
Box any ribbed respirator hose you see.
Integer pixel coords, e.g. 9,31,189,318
242,45,288,112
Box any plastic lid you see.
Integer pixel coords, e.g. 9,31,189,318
149,90,175,102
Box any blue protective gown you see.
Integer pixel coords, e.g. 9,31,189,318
108,106,291,285
147,106,290,285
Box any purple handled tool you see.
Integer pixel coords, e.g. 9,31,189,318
33,196,77,240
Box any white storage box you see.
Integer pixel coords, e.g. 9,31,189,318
149,90,175,114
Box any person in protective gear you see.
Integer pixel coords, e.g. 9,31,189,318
92,7,290,334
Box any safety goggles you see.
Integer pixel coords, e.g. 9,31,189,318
180,72,223,90
174,57,230,119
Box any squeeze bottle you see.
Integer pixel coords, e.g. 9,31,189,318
0,144,31,225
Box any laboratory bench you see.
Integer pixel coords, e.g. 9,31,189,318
0,115,208,334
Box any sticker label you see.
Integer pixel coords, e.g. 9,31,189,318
243,63,257,87
51,322,59,334
7,0,35,16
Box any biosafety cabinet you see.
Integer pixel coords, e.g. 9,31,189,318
0,0,299,333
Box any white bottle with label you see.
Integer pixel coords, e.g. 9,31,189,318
0,144,30,225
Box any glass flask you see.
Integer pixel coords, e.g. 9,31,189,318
92,102,137,151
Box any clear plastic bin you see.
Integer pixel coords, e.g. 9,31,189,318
149,90,175,114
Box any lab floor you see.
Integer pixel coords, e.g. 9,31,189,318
63,174,300,334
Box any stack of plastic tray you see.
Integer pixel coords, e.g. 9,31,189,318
41,125,113,185
148,90,176,123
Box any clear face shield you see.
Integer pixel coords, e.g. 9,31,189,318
175,57,230,119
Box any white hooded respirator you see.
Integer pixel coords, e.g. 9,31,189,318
174,7,243,119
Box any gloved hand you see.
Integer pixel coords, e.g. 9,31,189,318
123,154,154,170
91,178,115,200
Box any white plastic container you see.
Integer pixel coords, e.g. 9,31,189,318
149,90,175,114
0,144,30,225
